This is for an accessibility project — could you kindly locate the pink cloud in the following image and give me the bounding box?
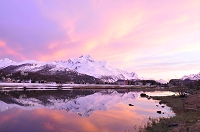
[1,0,200,79]
[0,40,26,60]
[0,41,6,47]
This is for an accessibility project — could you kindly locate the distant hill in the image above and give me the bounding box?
[181,72,200,80]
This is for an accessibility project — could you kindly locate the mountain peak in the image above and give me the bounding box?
[0,58,17,69]
[0,58,15,62]
[79,55,92,59]
[79,55,94,62]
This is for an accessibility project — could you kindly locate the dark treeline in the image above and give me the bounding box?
[0,69,103,84]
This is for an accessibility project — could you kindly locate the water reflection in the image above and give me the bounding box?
[0,89,175,132]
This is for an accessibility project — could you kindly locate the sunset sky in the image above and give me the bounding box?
[0,0,200,80]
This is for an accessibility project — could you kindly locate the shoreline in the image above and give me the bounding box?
[143,90,200,132]
[0,82,170,90]
[1,83,198,131]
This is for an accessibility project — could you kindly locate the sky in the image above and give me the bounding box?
[0,0,200,80]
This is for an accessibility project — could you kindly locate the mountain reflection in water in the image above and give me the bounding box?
[0,89,175,132]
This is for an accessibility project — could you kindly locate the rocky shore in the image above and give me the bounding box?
[144,90,200,132]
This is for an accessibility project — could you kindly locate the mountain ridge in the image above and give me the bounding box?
[181,72,200,80]
[0,55,139,82]
[0,55,170,83]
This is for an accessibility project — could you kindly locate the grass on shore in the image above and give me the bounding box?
[142,91,200,132]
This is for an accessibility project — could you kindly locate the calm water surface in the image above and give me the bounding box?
[0,89,175,132]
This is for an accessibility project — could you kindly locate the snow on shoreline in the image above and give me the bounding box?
[0,82,141,89]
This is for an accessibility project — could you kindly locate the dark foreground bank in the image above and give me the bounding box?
[143,90,200,132]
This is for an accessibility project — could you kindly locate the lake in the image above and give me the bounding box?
[0,89,175,132]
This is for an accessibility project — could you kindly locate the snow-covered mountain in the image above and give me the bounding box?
[156,79,168,84]
[140,77,167,84]
[56,55,139,82]
[0,91,138,116]
[0,55,139,82]
[181,72,200,80]
[0,58,17,69]
[0,59,71,73]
